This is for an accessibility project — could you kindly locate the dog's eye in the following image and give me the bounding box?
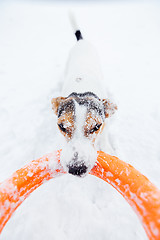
[89,123,102,134]
[58,123,67,133]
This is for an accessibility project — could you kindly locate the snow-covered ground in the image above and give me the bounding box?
[0,1,160,239]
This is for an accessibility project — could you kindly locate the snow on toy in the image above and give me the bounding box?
[0,151,160,239]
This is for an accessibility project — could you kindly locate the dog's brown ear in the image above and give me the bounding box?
[51,97,66,115]
[102,99,118,118]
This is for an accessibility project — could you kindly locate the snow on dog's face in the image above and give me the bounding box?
[51,92,117,177]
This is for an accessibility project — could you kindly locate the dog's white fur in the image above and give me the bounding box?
[53,15,116,176]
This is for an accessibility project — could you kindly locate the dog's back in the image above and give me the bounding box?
[62,15,105,98]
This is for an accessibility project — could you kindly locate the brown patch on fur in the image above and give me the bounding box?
[102,99,118,118]
[92,122,105,144]
[51,97,66,115]
[57,112,74,140]
[99,122,105,133]
[84,112,104,142]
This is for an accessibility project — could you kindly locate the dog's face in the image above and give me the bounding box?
[51,92,117,177]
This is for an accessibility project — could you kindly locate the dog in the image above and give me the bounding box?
[51,15,117,177]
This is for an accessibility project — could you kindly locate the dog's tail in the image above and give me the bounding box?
[69,11,83,41]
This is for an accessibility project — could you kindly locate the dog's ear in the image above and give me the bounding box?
[51,97,66,115]
[102,99,118,118]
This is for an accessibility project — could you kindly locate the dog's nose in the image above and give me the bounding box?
[68,163,87,176]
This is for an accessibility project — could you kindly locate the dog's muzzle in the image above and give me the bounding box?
[67,152,88,176]
[60,141,97,177]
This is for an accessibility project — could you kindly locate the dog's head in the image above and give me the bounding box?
[51,92,117,177]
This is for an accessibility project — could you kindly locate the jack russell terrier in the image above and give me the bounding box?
[51,15,117,177]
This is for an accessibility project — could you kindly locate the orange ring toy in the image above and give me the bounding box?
[0,150,65,234]
[91,152,160,240]
[0,151,160,239]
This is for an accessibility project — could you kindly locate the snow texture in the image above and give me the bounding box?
[0,1,160,239]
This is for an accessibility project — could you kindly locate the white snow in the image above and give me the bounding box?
[0,1,160,239]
